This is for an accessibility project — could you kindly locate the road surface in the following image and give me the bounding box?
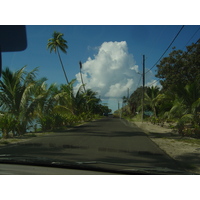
[0,117,184,174]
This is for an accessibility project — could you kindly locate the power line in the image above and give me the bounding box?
[182,26,200,49]
[145,25,185,75]
[147,37,200,88]
[133,26,199,93]
[147,79,160,87]
[136,74,142,88]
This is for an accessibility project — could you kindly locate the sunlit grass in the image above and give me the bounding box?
[177,138,200,145]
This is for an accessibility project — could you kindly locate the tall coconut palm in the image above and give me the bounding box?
[79,61,86,93]
[47,31,69,84]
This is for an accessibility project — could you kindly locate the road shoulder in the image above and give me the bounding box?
[133,121,200,174]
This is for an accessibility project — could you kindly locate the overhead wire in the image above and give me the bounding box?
[147,35,200,88]
[136,74,142,88]
[145,25,185,75]
[147,79,160,87]
[181,26,200,50]
[134,26,200,91]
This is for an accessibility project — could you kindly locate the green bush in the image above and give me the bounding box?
[38,115,54,131]
[0,114,16,138]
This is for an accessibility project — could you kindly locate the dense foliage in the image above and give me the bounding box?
[0,66,110,138]
[121,40,200,138]
[0,31,111,138]
[156,40,200,92]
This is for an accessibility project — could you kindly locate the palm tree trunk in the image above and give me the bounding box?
[79,61,89,112]
[2,129,8,139]
[79,61,86,93]
[57,48,69,84]
[153,106,157,118]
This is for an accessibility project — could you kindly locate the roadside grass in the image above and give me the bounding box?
[123,113,151,123]
[0,138,24,145]
[124,115,200,146]
[177,138,200,145]
[0,116,103,146]
[24,133,37,137]
[153,135,200,145]
[147,130,200,145]
[0,140,10,145]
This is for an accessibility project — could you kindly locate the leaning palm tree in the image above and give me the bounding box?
[84,89,100,113]
[58,79,85,115]
[47,31,69,84]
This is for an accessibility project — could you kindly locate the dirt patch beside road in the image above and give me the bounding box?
[134,121,200,174]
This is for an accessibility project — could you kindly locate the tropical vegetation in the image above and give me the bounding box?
[0,66,110,138]
[117,40,200,138]
[0,31,111,139]
[47,31,69,84]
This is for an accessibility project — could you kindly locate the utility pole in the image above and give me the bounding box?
[118,100,121,118]
[142,55,145,122]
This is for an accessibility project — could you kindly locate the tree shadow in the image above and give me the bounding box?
[172,151,200,172]
[147,131,180,139]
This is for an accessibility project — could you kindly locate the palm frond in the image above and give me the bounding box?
[47,31,68,54]
[53,105,74,115]
[192,98,200,113]
[180,114,194,123]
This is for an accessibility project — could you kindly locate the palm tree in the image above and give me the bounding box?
[84,89,100,113]
[167,81,200,126]
[0,113,16,138]
[79,61,86,93]
[35,83,64,131]
[144,86,160,117]
[122,96,128,105]
[35,83,58,116]
[55,82,100,116]
[47,31,69,84]
[0,66,46,135]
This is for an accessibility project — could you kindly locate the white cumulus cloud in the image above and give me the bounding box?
[75,41,156,111]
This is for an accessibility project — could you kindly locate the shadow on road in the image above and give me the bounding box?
[0,117,189,174]
[172,152,200,171]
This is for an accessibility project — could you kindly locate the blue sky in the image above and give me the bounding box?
[2,25,200,112]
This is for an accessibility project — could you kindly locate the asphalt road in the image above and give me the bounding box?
[0,117,183,174]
